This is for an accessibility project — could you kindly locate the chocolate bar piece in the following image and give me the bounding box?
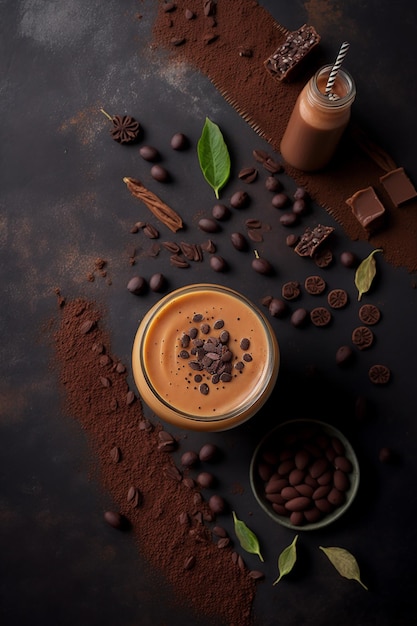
[264,24,321,83]
[346,186,386,233]
[294,224,334,257]
[379,167,417,207]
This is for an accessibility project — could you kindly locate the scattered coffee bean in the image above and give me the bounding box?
[282,281,300,300]
[213,525,228,538]
[336,345,354,366]
[280,212,298,227]
[252,256,273,275]
[104,511,125,530]
[149,272,166,292]
[368,364,391,385]
[208,494,226,514]
[181,450,199,468]
[110,446,121,463]
[212,203,231,220]
[294,187,309,201]
[127,275,147,295]
[304,275,326,295]
[265,176,281,192]
[263,157,283,174]
[170,254,190,268]
[79,319,96,335]
[185,8,196,19]
[230,190,249,209]
[198,217,220,233]
[327,288,348,309]
[143,223,160,239]
[170,132,189,150]
[238,167,258,183]
[291,308,309,328]
[210,255,227,272]
[183,555,196,571]
[139,145,160,162]
[272,192,289,209]
[359,304,381,325]
[379,446,395,463]
[292,198,309,216]
[197,472,216,488]
[286,233,299,247]
[199,443,219,462]
[340,250,358,268]
[352,326,374,350]
[150,164,170,182]
[230,232,248,251]
[252,148,269,163]
[268,297,288,318]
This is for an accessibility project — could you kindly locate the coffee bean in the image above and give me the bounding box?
[199,443,219,462]
[292,198,309,216]
[284,496,311,512]
[263,157,283,174]
[238,167,258,183]
[252,256,273,275]
[104,511,125,529]
[272,192,289,209]
[183,555,196,571]
[143,223,160,239]
[291,308,308,328]
[217,537,231,549]
[334,456,353,473]
[327,488,346,507]
[230,233,249,252]
[340,250,358,267]
[249,570,265,580]
[280,212,298,227]
[181,450,199,468]
[110,446,121,463]
[210,255,227,272]
[170,132,189,150]
[379,446,395,463]
[149,272,166,292]
[230,190,249,209]
[198,217,220,233]
[151,164,170,182]
[170,254,190,268]
[336,345,354,366]
[268,298,287,318]
[79,320,96,335]
[252,149,269,163]
[208,494,226,514]
[286,233,299,247]
[127,276,147,295]
[294,187,309,201]
[139,145,160,162]
[211,203,230,220]
[197,472,216,488]
[265,176,281,192]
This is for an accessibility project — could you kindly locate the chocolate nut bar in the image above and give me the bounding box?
[264,24,321,82]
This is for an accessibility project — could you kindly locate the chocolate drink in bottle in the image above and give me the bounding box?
[280,64,356,171]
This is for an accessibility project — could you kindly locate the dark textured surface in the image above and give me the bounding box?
[1,1,416,625]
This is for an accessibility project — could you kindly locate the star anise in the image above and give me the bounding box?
[110,114,140,144]
[100,109,140,144]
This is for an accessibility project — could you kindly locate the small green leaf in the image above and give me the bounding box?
[232,511,264,562]
[197,117,231,198]
[354,248,383,301]
[273,535,298,585]
[319,546,368,590]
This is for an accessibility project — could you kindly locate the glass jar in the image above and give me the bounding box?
[280,64,356,171]
[132,284,280,431]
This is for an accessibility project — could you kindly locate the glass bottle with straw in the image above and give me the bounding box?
[280,42,356,171]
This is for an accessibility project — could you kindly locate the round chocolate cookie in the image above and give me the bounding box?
[359,304,381,325]
[327,288,348,309]
[310,307,332,327]
[352,326,374,350]
[304,275,326,295]
[282,281,301,300]
[369,364,391,384]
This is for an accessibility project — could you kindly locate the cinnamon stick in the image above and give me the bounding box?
[123,177,184,232]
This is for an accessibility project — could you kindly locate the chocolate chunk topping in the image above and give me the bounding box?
[264,24,321,82]
[294,224,334,257]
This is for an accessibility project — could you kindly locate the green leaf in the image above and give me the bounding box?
[319,546,368,590]
[232,511,264,562]
[354,248,383,301]
[197,117,231,198]
[273,535,298,585]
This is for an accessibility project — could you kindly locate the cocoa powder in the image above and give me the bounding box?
[152,0,417,272]
[53,296,256,626]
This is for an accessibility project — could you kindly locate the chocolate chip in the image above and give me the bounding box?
[151,164,170,182]
[359,304,381,325]
[170,132,189,150]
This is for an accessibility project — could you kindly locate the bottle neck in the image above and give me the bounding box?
[307,65,356,112]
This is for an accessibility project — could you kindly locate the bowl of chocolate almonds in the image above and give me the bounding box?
[250,419,360,530]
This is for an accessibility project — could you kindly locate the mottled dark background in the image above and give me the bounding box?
[1,1,416,625]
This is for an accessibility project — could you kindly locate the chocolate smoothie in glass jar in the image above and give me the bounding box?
[280,65,356,171]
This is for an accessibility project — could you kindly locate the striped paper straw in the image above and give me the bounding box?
[325,41,350,97]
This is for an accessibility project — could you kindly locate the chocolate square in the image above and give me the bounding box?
[346,186,386,233]
[379,167,417,207]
